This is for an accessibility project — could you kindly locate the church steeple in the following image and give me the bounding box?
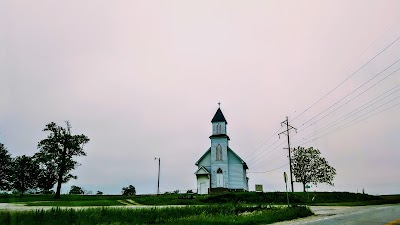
[211,106,229,138]
[211,107,227,124]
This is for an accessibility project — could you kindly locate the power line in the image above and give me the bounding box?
[293,82,400,143]
[293,84,400,145]
[248,163,289,173]
[250,148,288,171]
[297,58,400,129]
[248,140,286,166]
[244,126,283,160]
[294,100,400,147]
[249,131,300,170]
[297,66,400,133]
[291,35,400,123]
[246,137,284,164]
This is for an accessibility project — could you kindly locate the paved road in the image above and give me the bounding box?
[274,205,400,225]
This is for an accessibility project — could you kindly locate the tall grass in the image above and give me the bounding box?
[201,191,383,205]
[0,205,313,225]
[1,192,392,207]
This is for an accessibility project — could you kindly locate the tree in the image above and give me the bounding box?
[34,152,58,193]
[69,185,84,194]
[96,191,103,195]
[291,146,336,192]
[11,155,39,196]
[0,143,12,191]
[37,121,90,199]
[122,185,136,196]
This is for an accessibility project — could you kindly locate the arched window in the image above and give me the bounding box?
[217,168,223,173]
[216,123,221,134]
[216,144,222,161]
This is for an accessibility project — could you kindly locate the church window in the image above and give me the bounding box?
[216,144,222,161]
[217,168,223,173]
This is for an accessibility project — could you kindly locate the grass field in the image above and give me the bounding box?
[0,205,313,225]
[1,192,399,207]
[1,192,398,225]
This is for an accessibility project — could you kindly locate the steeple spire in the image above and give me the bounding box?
[211,107,227,124]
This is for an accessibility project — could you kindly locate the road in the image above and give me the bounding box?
[274,205,400,225]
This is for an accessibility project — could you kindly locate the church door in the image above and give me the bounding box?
[199,182,206,194]
[216,168,223,187]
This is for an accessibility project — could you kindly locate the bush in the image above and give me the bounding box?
[121,185,136,196]
[69,186,84,195]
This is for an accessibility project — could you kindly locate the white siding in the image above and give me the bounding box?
[210,137,229,188]
[228,150,245,189]
[198,150,211,167]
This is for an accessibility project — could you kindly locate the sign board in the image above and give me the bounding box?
[255,184,263,192]
[283,172,287,183]
[305,184,311,189]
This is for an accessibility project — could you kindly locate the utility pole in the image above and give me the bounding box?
[154,157,160,195]
[278,116,297,192]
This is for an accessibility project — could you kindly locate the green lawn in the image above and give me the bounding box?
[0,205,313,225]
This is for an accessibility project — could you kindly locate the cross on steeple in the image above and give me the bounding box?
[218,102,221,108]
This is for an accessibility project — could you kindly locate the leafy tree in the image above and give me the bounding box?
[0,143,12,191]
[37,121,90,199]
[122,185,136,196]
[69,185,84,194]
[34,153,58,193]
[96,191,103,195]
[11,155,40,196]
[292,146,336,192]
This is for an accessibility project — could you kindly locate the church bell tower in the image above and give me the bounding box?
[209,105,229,188]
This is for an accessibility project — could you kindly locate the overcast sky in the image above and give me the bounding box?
[1,1,400,195]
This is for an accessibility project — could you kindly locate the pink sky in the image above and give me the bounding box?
[1,0,400,194]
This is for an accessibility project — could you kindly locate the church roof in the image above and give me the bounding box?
[209,134,230,140]
[194,166,210,175]
[211,108,227,124]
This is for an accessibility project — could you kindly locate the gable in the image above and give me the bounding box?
[194,166,210,175]
[195,148,211,166]
[228,147,248,169]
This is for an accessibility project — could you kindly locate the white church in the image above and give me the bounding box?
[195,107,249,194]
